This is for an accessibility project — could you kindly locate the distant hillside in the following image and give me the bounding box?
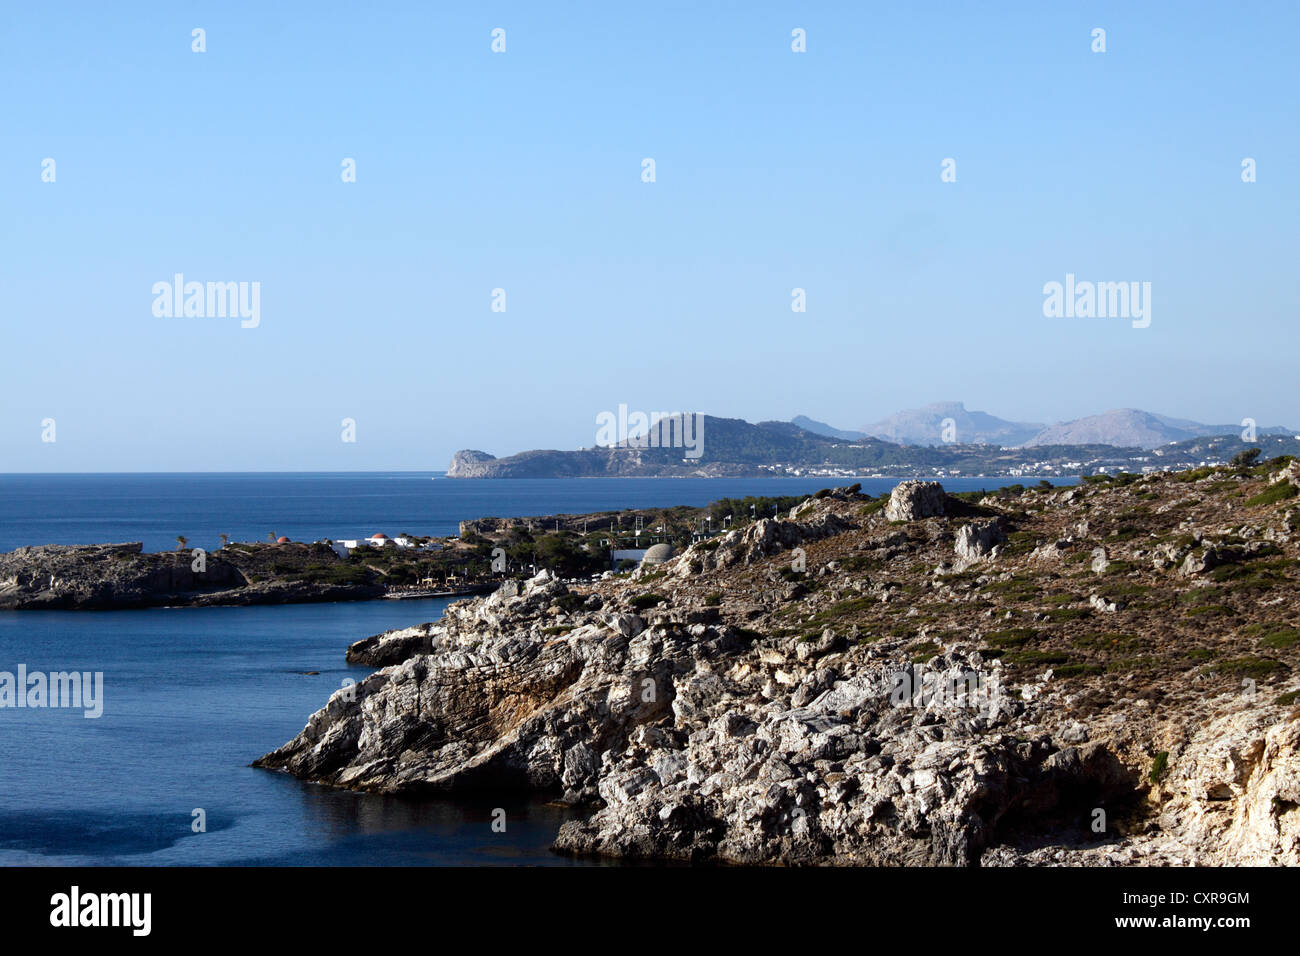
[1025,408,1295,449]
[860,401,1043,447]
[448,413,1300,479]
[795,402,1297,450]
[791,415,867,441]
[449,416,846,478]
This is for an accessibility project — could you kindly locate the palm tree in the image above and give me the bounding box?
[219,533,229,549]
[176,535,188,552]
[267,532,276,542]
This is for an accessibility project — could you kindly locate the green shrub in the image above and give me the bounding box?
[1053,663,1103,677]
[1245,482,1298,507]
[1210,656,1283,680]
[985,627,1038,647]
[1260,628,1299,650]
[1074,632,1146,652]
[909,641,939,662]
[1045,607,1091,622]
[553,593,587,613]
[1149,751,1170,784]
[1003,649,1071,666]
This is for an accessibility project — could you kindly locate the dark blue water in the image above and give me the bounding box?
[0,473,1051,554]
[0,599,611,865]
[0,473,1055,865]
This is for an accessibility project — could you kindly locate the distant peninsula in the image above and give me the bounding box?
[448,413,1300,479]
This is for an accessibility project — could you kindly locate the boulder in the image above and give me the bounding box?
[954,520,1004,566]
[1180,547,1220,577]
[1270,460,1300,488]
[884,481,946,522]
[1088,594,1123,614]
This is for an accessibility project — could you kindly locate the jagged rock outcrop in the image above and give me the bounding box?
[884,481,946,522]
[551,661,1089,865]
[1270,459,1300,488]
[258,571,671,795]
[954,520,1004,567]
[1179,546,1220,577]
[446,450,499,478]
[346,624,435,666]
[258,467,1300,866]
[984,696,1300,866]
[0,543,241,609]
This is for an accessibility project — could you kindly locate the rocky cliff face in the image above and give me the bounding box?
[257,464,1300,865]
[0,543,244,609]
[446,450,499,478]
[0,541,382,610]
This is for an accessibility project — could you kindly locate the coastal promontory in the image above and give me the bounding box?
[0,541,383,610]
[258,458,1300,865]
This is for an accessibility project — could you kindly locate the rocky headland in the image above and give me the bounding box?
[256,459,1300,865]
[446,414,1300,480]
[0,541,384,610]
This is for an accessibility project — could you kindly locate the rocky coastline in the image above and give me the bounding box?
[256,460,1300,865]
[0,541,384,610]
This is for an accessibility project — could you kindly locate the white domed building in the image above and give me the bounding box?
[641,543,674,567]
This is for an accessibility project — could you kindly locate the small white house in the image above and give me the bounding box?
[333,533,420,557]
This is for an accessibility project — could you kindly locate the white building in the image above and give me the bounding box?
[333,533,419,558]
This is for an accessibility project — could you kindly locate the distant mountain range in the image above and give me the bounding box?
[856,401,1043,447]
[793,402,1295,450]
[447,411,1300,479]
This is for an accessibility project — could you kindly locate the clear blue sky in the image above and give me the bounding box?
[2,1,1296,471]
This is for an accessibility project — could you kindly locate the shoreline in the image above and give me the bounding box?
[0,479,1052,612]
[258,462,1300,865]
[0,540,500,613]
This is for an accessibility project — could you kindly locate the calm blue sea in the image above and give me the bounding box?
[0,473,1053,554]
[0,473,1055,865]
